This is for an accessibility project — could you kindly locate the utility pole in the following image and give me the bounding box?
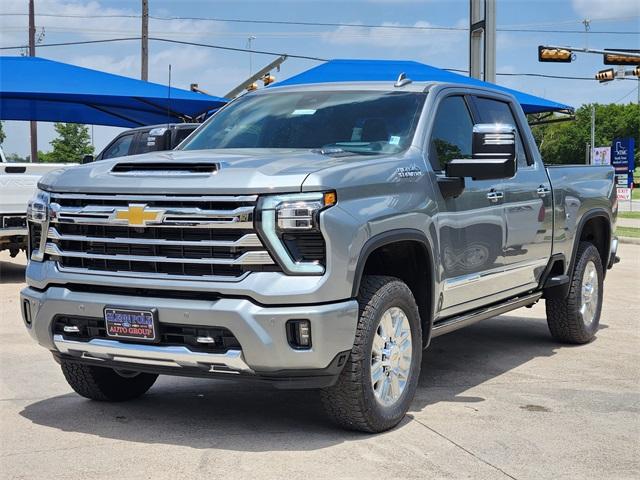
[141,0,148,81]
[28,0,38,163]
[590,104,595,165]
[469,0,496,82]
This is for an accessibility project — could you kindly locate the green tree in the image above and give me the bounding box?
[5,152,27,162]
[0,121,5,145]
[531,103,640,165]
[46,123,94,163]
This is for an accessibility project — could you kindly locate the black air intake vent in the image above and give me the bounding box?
[111,162,219,174]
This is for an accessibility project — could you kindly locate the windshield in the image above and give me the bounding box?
[181,91,426,155]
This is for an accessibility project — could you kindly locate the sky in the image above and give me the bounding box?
[1,0,639,158]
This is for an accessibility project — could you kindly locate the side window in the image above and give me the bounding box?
[429,96,474,171]
[172,128,196,148]
[101,134,134,160]
[135,131,163,155]
[473,97,530,167]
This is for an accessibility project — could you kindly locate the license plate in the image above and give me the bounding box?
[104,307,157,342]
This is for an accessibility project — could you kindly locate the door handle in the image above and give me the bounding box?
[486,191,504,203]
[536,186,551,197]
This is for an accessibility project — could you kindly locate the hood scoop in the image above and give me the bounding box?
[111,161,219,176]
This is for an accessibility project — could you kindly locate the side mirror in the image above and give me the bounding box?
[82,154,94,164]
[445,124,517,180]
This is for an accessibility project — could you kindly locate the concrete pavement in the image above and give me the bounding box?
[0,247,638,480]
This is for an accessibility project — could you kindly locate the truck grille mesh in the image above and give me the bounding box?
[44,193,279,281]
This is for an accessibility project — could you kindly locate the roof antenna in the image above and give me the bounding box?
[394,72,412,87]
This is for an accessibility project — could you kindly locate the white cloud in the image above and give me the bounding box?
[571,0,640,19]
[0,0,226,48]
[322,19,467,55]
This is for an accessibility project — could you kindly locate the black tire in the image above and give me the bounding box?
[320,275,422,433]
[546,241,604,344]
[60,360,158,402]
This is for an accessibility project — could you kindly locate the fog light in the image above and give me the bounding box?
[287,319,312,349]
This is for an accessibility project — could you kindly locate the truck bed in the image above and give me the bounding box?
[546,164,616,268]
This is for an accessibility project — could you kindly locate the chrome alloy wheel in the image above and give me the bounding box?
[371,307,412,407]
[580,260,599,326]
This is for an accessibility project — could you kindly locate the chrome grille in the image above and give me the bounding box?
[45,193,278,281]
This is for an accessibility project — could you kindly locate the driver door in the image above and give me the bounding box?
[428,95,509,316]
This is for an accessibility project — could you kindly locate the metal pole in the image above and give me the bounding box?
[224,55,288,99]
[28,0,38,163]
[141,0,148,81]
[586,142,590,164]
[469,0,483,80]
[485,0,496,83]
[247,36,256,76]
[590,105,595,165]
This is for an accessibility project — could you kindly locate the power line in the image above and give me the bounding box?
[149,37,327,61]
[0,37,141,50]
[612,85,640,103]
[0,36,636,82]
[1,12,639,35]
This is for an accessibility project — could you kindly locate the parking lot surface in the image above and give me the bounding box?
[1,245,638,480]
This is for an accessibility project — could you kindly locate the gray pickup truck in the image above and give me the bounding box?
[21,79,618,432]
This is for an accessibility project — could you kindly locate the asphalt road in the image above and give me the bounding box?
[1,246,638,480]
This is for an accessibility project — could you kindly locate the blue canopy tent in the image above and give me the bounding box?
[0,56,228,127]
[277,59,573,115]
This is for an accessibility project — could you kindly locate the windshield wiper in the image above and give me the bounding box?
[315,142,382,156]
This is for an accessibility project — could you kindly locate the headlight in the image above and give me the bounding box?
[26,189,50,261]
[27,189,50,223]
[257,191,336,275]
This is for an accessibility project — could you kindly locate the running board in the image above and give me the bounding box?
[431,292,542,338]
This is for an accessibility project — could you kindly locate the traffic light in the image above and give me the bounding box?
[538,46,572,63]
[603,49,640,66]
[632,66,640,77]
[262,73,276,86]
[595,68,615,83]
[246,82,258,92]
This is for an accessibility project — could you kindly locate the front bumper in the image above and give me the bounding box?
[21,286,358,388]
[0,227,27,237]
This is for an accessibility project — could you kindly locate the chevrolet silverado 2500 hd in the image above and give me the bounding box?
[21,80,618,432]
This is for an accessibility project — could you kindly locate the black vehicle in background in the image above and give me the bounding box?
[83,123,199,163]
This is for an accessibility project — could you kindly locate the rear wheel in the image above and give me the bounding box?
[546,242,603,344]
[320,275,422,432]
[61,360,158,401]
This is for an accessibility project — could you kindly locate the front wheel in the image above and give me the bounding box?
[546,241,604,344]
[320,275,422,432]
[61,360,158,402]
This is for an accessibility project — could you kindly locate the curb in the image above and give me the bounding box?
[619,236,640,245]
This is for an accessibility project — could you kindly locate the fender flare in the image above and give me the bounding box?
[351,228,436,347]
[567,208,612,278]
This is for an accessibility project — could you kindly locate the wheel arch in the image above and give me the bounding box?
[569,209,611,278]
[352,229,436,348]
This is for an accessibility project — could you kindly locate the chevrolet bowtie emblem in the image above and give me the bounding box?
[113,204,164,226]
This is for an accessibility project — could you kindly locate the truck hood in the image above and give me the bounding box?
[38,149,363,195]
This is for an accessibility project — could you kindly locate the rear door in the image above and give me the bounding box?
[470,96,553,290]
[429,94,509,314]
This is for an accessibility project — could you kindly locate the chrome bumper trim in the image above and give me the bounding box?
[53,335,253,374]
[54,263,250,282]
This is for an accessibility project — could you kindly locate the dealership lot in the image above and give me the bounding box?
[0,246,638,480]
